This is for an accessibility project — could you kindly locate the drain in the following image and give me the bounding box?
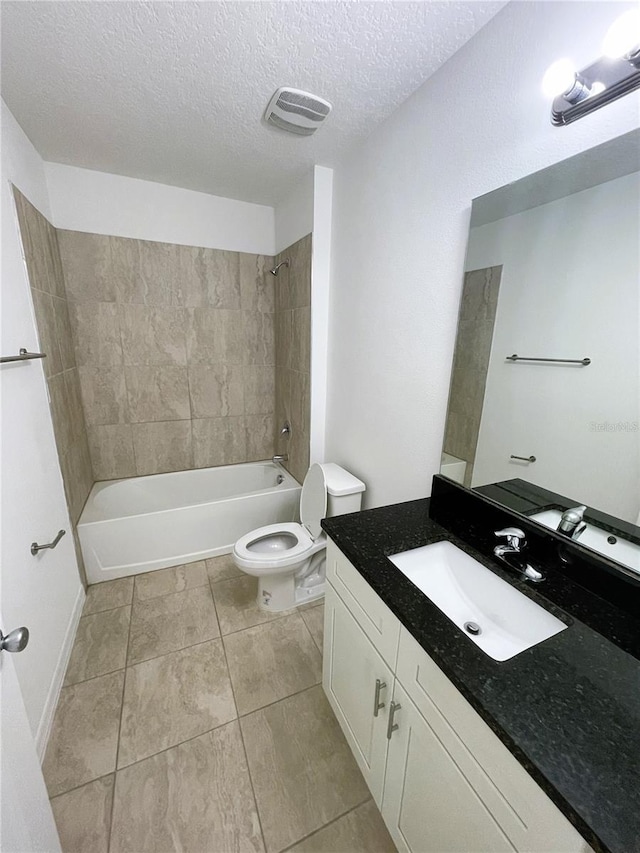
[464,621,481,636]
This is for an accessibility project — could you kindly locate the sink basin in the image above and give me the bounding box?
[529,509,640,574]
[388,541,567,661]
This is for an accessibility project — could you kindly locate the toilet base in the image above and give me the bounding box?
[256,553,326,612]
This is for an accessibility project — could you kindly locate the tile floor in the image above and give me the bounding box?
[44,555,396,853]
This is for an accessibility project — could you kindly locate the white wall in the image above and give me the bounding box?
[325,0,640,509]
[45,162,276,255]
[468,172,640,523]
[1,100,84,752]
[274,170,314,255]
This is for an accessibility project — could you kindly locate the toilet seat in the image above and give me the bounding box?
[233,522,325,572]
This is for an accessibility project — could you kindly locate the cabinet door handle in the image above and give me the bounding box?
[373,678,386,717]
[386,701,401,739]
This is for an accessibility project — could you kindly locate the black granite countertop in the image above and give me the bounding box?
[321,496,640,853]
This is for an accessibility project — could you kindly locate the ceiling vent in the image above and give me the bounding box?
[264,87,332,136]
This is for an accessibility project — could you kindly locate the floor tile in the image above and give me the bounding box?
[118,639,236,767]
[212,575,293,635]
[298,598,324,612]
[43,671,124,797]
[287,800,396,852]
[301,604,324,653]
[224,614,322,715]
[241,685,370,852]
[83,577,134,615]
[134,560,208,601]
[128,585,220,665]
[50,775,114,853]
[111,721,264,853]
[206,552,243,584]
[64,606,130,685]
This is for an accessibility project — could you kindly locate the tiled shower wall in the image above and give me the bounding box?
[56,232,278,478]
[13,189,93,583]
[274,234,312,484]
[443,265,502,487]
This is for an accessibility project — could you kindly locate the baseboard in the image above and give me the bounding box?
[35,583,85,761]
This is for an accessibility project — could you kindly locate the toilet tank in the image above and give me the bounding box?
[322,464,366,517]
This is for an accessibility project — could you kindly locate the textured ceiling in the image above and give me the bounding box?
[1,1,505,205]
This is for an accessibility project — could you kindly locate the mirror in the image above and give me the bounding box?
[441,129,640,576]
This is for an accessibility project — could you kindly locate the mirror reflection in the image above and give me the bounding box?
[441,130,640,575]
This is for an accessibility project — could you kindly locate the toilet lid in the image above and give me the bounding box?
[300,463,327,540]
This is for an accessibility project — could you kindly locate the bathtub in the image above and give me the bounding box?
[78,462,301,584]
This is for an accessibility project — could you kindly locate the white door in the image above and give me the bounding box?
[381,682,513,853]
[0,652,61,852]
[323,584,393,803]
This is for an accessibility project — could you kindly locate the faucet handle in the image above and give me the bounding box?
[495,527,526,550]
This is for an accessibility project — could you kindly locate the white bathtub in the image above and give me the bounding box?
[78,462,301,584]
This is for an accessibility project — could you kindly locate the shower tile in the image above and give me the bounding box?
[274,254,292,312]
[240,253,275,313]
[42,670,124,797]
[131,420,193,475]
[125,365,190,422]
[185,307,244,365]
[291,307,311,373]
[287,800,395,853]
[111,237,178,306]
[188,363,245,418]
[459,265,502,322]
[64,368,88,443]
[224,614,322,715]
[288,234,312,309]
[206,554,243,584]
[301,603,325,653]
[289,370,310,438]
[245,414,275,462]
[61,436,94,522]
[119,304,187,366]
[69,302,123,368]
[57,230,117,302]
[134,560,208,601]
[83,577,134,615]
[192,416,246,467]
[46,220,67,299]
[32,288,62,376]
[52,296,76,370]
[78,366,129,425]
[244,364,275,415]
[14,190,55,294]
[64,606,131,686]
[117,639,236,767]
[50,775,114,853]
[88,423,136,480]
[243,310,275,365]
[211,576,292,635]
[128,585,220,664]
[275,309,293,369]
[240,685,369,853]
[48,372,73,454]
[110,722,263,853]
[177,246,241,308]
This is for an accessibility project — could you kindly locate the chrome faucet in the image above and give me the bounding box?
[556,506,587,540]
[493,527,544,583]
[272,454,288,463]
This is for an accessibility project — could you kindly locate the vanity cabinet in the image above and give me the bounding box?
[323,540,591,853]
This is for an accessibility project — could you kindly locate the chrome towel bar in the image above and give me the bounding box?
[31,529,66,556]
[1,348,47,364]
[506,354,590,366]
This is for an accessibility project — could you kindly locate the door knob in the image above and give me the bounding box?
[0,627,29,653]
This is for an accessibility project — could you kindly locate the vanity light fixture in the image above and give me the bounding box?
[543,10,640,126]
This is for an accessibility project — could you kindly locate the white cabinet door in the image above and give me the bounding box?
[323,583,393,804]
[382,681,514,853]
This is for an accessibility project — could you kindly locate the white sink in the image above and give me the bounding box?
[530,509,640,575]
[388,541,567,661]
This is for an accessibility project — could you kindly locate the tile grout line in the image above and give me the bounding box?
[210,581,268,853]
[108,583,135,853]
[299,605,324,657]
[279,797,375,853]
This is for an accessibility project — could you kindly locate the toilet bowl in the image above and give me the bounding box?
[233,463,365,612]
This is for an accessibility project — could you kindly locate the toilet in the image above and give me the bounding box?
[232,463,365,612]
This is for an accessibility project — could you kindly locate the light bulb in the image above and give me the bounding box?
[603,10,640,59]
[542,59,577,99]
